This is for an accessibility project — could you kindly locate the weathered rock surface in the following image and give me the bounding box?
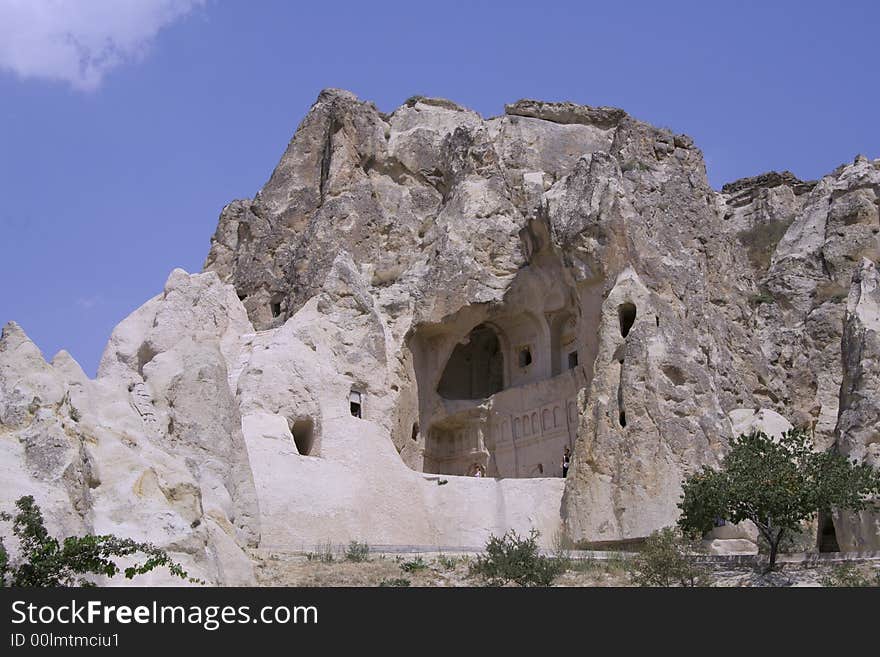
[835,259,880,550]
[2,90,878,583]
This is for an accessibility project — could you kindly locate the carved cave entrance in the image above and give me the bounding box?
[437,324,504,400]
[416,310,587,479]
[817,512,840,553]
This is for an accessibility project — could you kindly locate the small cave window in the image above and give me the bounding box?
[518,346,533,368]
[270,301,282,318]
[290,418,315,456]
[619,410,627,428]
[411,422,419,441]
[567,351,579,369]
[237,292,247,302]
[618,302,637,338]
[349,390,363,418]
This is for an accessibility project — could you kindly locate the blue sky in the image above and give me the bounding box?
[1,0,878,375]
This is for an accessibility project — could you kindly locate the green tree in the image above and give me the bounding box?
[678,429,880,572]
[0,495,198,587]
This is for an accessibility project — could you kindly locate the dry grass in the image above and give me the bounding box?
[254,552,477,587]
[251,550,878,587]
[252,551,630,587]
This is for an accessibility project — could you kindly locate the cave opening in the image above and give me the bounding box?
[618,302,637,338]
[817,511,840,552]
[290,418,315,456]
[350,390,363,418]
[437,324,504,400]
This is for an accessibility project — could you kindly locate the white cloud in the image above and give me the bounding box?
[0,0,205,91]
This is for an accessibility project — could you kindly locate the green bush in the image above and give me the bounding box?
[400,556,427,573]
[468,529,565,587]
[0,496,197,587]
[434,554,459,571]
[379,578,411,587]
[627,527,712,587]
[344,541,370,562]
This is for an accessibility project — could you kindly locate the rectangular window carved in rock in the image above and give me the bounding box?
[349,390,362,418]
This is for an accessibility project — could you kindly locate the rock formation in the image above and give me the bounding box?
[835,259,880,550]
[2,89,878,583]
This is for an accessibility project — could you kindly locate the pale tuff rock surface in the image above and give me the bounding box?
[2,90,879,583]
[0,270,260,585]
[835,259,880,550]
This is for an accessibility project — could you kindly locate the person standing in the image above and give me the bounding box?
[562,447,571,478]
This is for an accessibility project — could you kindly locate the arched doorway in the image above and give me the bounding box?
[817,511,840,553]
[437,324,505,400]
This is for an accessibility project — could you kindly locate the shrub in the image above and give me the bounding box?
[400,557,427,573]
[345,541,370,562]
[0,496,197,587]
[468,529,565,587]
[435,554,458,571]
[379,578,411,587]
[627,527,711,587]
